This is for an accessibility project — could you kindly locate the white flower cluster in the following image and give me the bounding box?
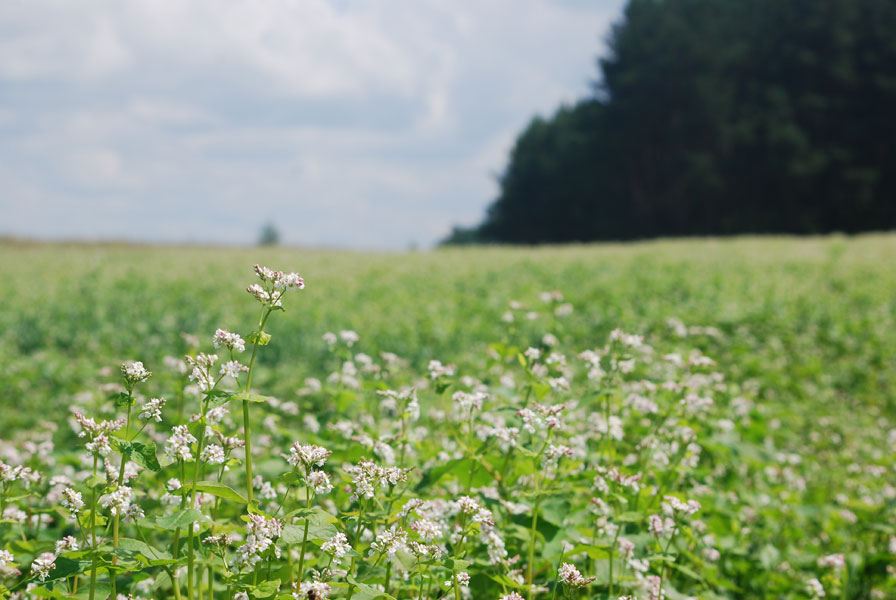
[0,550,14,568]
[165,425,197,462]
[305,470,333,494]
[55,536,79,554]
[61,487,84,516]
[247,264,304,307]
[200,444,226,465]
[213,329,246,352]
[73,412,126,458]
[345,458,409,500]
[219,360,248,379]
[100,486,135,516]
[542,444,574,470]
[293,581,331,600]
[558,562,595,587]
[644,574,664,600]
[0,461,38,487]
[121,361,152,386]
[231,514,283,570]
[186,353,218,391]
[427,360,455,379]
[662,495,701,518]
[320,532,351,564]
[444,571,470,588]
[139,397,166,423]
[452,390,488,413]
[30,552,56,581]
[371,525,408,557]
[287,443,332,469]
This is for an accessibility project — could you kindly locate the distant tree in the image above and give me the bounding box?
[446,0,896,244]
[258,222,281,246]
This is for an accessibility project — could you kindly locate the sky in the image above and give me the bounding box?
[0,0,626,249]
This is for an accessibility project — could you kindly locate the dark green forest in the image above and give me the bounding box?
[446,0,896,244]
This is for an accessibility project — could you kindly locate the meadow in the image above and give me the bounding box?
[0,235,893,599]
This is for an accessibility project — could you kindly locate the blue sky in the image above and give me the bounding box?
[0,0,625,248]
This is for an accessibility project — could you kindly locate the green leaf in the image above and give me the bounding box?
[117,537,173,563]
[233,391,272,404]
[415,458,491,491]
[156,508,204,530]
[131,441,161,472]
[114,392,135,408]
[615,511,643,523]
[347,576,396,600]
[190,481,248,504]
[206,390,237,409]
[442,558,471,571]
[84,475,106,490]
[111,438,133,457]
[246,331,272,346]
[250,578,281,598]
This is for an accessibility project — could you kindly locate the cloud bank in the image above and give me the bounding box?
[0,0,623,248]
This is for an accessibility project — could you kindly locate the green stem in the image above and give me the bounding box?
[296,483,312,582]
[243,308,272,506]
[608,524,622,597]
[526,496,542,600]
[88,456,98,600]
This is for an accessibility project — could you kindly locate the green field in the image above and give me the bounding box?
[0,235,894,599]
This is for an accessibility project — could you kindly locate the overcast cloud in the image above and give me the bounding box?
[0,0,624,248]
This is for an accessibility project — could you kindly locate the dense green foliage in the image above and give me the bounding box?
[0,236,895,599]
[449,0,896,243]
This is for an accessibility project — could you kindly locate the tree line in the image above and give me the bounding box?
[445,0,896,244]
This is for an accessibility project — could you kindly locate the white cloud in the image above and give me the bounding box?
[0,0,625,247]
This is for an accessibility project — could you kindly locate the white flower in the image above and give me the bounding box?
[427,360,455,379]
[371,525,407,556]
[213,329,246,352]
[121,361,152,385]
[321,532,351,564]
[287,443,332,469]
[339,330,360,346]
[139,397,167,422]
[817,553,845,570]
[0,550,14,568]
[293,581,330,599]
[165,425,197,462]
[444,572,470,588]
[85,434,112,457]
[645,575,664,600]
[100,486,135,516]
[220,360,248,378]
[247,265,304,307]
[807,578,825,599]
[61,487,84,516]
[55,536,80,554]
[558,563,594,587]
[305,470,333,495]
[411,518,442,542]
[31,552,56,581]
[201,444,226,465]
[662,495,701,517]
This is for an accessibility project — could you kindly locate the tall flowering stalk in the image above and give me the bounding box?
[242,265,304,504]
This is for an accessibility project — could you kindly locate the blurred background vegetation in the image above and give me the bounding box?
[445,0,896,244]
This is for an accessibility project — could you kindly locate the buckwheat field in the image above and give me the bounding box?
[0,236,894,600]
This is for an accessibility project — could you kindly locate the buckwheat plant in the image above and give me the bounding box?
[2,274,879,600]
